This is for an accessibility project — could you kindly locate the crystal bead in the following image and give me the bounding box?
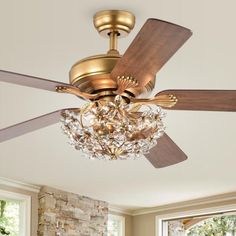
[60,99,166,160]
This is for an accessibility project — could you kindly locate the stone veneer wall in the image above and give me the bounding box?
[38,186,108,236]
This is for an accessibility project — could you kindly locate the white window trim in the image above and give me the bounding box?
[0,189,31,236]
[0,177,40,193]
[108,214,126,236]
[155,203,236,236]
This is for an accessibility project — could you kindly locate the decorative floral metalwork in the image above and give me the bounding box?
[61,95,165,160]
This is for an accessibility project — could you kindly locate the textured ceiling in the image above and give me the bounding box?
[0,0,236,210]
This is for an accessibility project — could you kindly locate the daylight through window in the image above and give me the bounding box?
[108,214,125,236]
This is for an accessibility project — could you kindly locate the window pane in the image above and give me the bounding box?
[187,215,236,236]
[165,214,236,236]
[108,215,125,236]
[0,199,20,236]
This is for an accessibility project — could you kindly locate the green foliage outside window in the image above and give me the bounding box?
[187,215,236,236]
[0,200,20,236]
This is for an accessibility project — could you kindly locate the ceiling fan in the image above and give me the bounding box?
[1,10,236,168]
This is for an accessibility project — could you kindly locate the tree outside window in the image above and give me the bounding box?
[168,214,236,236]
[0,200,20,236]
[187,215,236,236]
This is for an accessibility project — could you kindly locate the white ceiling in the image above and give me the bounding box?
[0,0,236,210]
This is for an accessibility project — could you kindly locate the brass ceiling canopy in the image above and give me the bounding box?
[93,10,135,37]
[69,10,154,99]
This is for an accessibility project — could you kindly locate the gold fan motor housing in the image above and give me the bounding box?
[70,53,120,93]
[69,10,155,98]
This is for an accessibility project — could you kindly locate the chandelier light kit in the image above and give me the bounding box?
[1,10,236,168]
[61,95,166,160]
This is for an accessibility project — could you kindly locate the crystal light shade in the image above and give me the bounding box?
[61,96,165,160]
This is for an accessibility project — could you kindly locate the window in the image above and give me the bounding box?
[156,202,236,236]
[186,215,236,236]
[108,214,125,236]
[0,199,20,235]
[164,213,236,236]
[0,190,31,236]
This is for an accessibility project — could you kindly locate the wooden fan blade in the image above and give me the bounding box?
[145,133,187,168]
[0,70,73,92]
[157,90,236,112]
[0,109,75,142]
[111,19,192,87]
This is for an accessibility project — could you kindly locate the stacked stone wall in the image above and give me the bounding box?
[38,186,108,236]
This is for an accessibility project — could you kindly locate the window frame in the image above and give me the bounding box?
[0,189,31,236]
[108,214,126,236]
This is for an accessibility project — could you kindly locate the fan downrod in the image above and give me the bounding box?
[94,10,135,53]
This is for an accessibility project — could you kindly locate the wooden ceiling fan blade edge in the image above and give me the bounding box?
[0,70,73,92]
[157,89,236,112]
[111,19,192,88]
[0,108,76,142]
[145,133,188,168]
